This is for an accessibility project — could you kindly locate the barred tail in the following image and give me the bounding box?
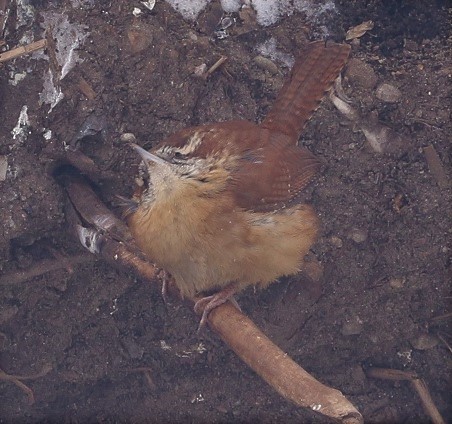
[260,41,351,142]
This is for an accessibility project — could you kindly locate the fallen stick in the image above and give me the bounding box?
[367,367,445,424]
[0,39,46,63]
[61,173,363,423]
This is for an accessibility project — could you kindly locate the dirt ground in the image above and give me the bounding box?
[0,0,451,422]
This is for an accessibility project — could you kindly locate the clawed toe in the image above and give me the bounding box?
[194,283,240,333]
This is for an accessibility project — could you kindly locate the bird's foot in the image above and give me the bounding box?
[194,283,241,333]
[158,269,175,305]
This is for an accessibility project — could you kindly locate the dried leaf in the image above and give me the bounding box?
[346,20,374,40]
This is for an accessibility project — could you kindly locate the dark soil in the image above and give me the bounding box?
[0,1,451,422]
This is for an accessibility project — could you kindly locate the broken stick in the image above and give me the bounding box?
[0,39,46,63]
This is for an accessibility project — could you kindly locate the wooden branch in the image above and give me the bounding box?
[61,173,363,423]
[208,302,362,423]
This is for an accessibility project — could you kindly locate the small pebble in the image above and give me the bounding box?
[347,227,368,243]
[404,40,419,51]
[120,133,137,142]
[253,55,279,75]
[193,63,207,77]
[330,236,343,248]
[389,277,405,289]
[350,365,367,389]
[341,316,364,336]
[376,83,402,103]
[0,305,19,325]
[411,333,438,351]
[122,337,144,359]
[345,58,378,89]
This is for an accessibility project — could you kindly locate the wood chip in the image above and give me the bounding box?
[423,145,450,189]
[78,77,96,100]
[0,155,7,181]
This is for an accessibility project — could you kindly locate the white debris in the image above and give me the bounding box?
[16,0,35,28]
[294,0,336,19]
[43,13,88,79]
[11,105,30,143]
[9,71,28,86]
[252,0,292,26]
[163,0,337,31]
[43,129,52,141]
[132,7,143,16]
[40,68,64,113]
[39,12,89,111]
[160,340,172,350]
[257,37,294,68]
[190,393,205,404]
[220,0,241,13]
[165,0,210,21]
[70,0,96,7]
[141,0,156,11]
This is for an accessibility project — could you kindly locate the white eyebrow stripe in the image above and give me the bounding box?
[174,131,203,155]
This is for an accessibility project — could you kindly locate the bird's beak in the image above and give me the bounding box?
[131,143,168,165]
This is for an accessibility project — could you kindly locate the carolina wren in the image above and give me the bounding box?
[126,41,351,327]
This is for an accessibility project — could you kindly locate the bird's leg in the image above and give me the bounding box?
[194,282,241,332]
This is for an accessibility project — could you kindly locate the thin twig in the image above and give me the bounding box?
[0,254,96,285]
[203,55,228,79]
[367,367,445,424]
[436,333,452,354]
[0,364,52,405]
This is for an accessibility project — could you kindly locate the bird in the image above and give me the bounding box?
[125,40,351,329]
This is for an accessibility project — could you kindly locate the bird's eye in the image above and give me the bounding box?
[172,151,186,162]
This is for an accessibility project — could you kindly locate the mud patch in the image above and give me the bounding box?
[0,1,450,422]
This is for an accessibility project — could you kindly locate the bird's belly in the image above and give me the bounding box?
[130,203,318,299]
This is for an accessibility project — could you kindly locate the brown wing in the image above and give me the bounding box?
[229,129,322,212]
[153,122,321,213]
[261,41,351,142]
